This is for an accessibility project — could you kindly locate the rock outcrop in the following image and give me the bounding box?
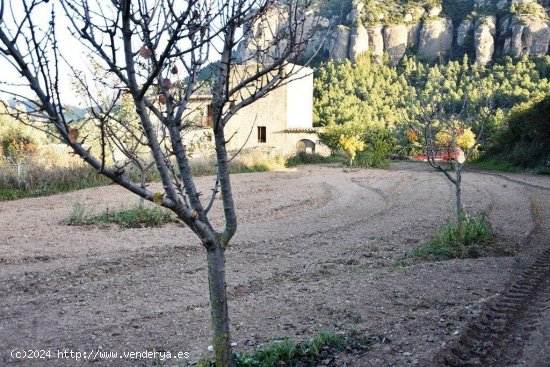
[407,23,422,48]
[237,0,550,66]
[475,16,497,65]
[457,19,474,47]
[329,25,351,61]
[349,25,369,59]
[503,15,550,57]
[368,26,385,61]
[418,18,454,60]
[384,24,409,64]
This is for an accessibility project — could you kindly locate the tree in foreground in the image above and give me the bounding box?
[0,0,322,365]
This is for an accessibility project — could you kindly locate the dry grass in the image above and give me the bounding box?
[0,148,294,201]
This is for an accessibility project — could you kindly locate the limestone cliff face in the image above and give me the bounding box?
[349,25,369,59]
[501,15,550,57]
[367,26,385,61]
[475,16,497,65]
[237,0,550,65]
[329,25,351,61]
[418,18,454,60]
[384,24,409,64]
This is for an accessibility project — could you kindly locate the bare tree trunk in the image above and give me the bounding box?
[0,3,318,367]
[455,166,464,237]
[139,168,146,207]
[206,242,234,367]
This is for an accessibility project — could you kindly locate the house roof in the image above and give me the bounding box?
[284,127,321,133]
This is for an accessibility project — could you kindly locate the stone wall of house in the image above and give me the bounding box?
[224,79,289,153]
[184,65,327,156]
[286,67,314,129]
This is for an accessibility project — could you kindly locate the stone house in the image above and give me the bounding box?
[185,64,329,156]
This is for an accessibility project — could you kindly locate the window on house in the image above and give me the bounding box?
[257,126,266,143]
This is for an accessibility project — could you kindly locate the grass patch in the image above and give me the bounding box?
[198,331,347,367]
[410,214,493,260]
[65,203,176,228]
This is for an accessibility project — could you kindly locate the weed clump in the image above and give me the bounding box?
[198,331,347,367]
[410,214,493,259]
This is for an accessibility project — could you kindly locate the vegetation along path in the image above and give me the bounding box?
[0,163,548,366]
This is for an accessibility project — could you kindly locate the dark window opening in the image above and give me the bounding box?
[257,126,266,143]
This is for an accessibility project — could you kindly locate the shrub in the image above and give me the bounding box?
[435,126,476,152]
[339,135,365,166]
[410,214,493,259]
[0,127,38,163]
[319,123,364,155]
[285,152,343,167]
[355,128,398,169]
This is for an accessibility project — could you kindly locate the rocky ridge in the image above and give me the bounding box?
[237,0,550,66]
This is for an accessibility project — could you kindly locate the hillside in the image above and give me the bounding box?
[237,0,550,65]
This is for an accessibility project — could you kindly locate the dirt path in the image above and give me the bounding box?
[0,163,548,366]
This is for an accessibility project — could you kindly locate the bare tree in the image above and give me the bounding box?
[0,0,323,365]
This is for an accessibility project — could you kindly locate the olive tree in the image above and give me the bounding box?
[0,0,323,365]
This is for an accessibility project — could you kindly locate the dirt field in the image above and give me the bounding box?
[1,162,549,366]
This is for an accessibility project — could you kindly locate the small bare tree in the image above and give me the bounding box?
[418,102,493,234]
[0,1,324,365]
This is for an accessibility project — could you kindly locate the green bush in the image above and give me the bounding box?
[410,214,493,259]
[285,152,343,167]
[355,128,398,169]
[318,123,364,155]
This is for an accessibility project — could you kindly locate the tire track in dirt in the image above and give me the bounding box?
[225,169,493,307]
[433,247,550,366]
[232,174,408,250]
[430,174,549,366]
[0,172,403,328]
[472,170,550,192]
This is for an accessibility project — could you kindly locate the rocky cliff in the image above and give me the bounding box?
[237,0,550,66]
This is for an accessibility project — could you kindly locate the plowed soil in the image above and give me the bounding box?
[1,163,549,366]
